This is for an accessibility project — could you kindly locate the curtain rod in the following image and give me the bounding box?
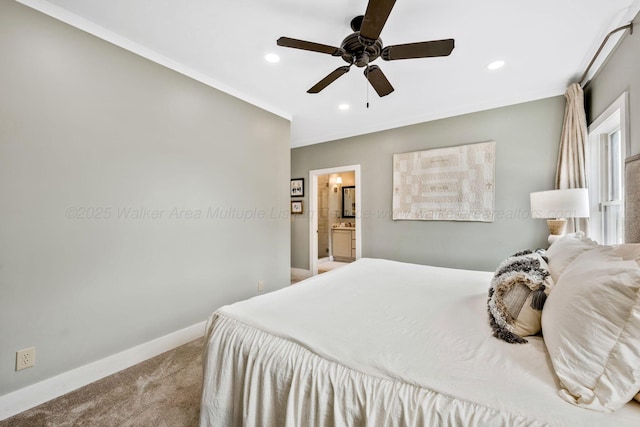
[579,23,633,86]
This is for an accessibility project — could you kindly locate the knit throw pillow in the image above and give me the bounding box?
[488,250,553,344]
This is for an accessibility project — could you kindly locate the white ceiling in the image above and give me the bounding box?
[18,0,640,147]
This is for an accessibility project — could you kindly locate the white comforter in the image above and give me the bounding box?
[200,258,640,426]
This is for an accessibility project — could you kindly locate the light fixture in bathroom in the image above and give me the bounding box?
[334,176,343,193]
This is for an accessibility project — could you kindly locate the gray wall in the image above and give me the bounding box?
[585,13,640,156]
[0,2,290,395]
[292,96,565,272]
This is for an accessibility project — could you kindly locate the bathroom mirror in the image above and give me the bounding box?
[342,186,356,218]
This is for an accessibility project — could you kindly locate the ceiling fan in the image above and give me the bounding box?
[276,0,455,98]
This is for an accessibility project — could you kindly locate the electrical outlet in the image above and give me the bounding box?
[257,280,264,293]
[16,347,35,371]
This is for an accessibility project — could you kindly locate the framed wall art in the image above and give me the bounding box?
[290,178,304,197]
[291,200,303,214]
[392,141,495,222]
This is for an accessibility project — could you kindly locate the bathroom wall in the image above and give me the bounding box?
[318,175,330,258]
[330,172,356,229]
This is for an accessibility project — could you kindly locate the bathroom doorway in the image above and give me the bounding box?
[317,171,356,265]
[308,165,361,276]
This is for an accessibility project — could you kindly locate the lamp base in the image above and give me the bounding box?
[547,218,567,245]
[547,219,567,235]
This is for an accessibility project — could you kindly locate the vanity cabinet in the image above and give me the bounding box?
[332,228,355,261]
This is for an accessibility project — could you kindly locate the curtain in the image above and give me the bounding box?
[555,82,589,234]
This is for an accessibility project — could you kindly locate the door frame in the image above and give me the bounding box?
[309,165,361,275]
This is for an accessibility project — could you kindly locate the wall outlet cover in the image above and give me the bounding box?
[16,347,35,371]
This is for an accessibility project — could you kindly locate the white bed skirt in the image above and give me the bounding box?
[201,314,541,427]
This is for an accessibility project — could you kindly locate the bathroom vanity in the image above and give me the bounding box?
[331,227,355,261]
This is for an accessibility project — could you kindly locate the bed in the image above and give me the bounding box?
[200,254,640,426]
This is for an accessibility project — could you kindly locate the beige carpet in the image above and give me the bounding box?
[291,268,312,284]
[1,338,203,427]
[318,261,349,274]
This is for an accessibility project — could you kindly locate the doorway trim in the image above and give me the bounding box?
[309,165,362,275]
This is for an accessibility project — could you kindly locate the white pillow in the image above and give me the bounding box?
[541,245,640,412]
[612,244,640,404]
[617,244,640,403]
[611,243,640,262]
[544,232,597,282]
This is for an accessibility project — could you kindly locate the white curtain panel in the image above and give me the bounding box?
[555,83,589,234]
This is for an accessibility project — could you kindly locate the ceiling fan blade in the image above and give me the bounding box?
[277,37,343,56]
[307,66,351,94]
[381,39,455,61]
[359,0,397,43]
[364,65,394,97]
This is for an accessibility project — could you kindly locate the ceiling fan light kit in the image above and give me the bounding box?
[276,0,455,98]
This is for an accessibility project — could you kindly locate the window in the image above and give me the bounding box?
[587,92,628,244]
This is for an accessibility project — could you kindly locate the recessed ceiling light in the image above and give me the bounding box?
[487,60,505,70]
[265,53,280,63]
[338,104,350,111]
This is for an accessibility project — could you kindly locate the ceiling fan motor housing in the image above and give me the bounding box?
[341,32,383,67]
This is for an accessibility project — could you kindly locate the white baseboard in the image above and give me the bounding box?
[0,320,207,421]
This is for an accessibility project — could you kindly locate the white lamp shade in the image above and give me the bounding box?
[336,177,342,185]
[530,188,590,219]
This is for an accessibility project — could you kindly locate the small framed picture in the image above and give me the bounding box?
[290,178,304,197]
[291,200,303,214]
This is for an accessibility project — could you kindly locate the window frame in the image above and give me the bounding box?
[586,92,629,244]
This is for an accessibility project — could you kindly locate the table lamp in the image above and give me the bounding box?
[530,188,590,244]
